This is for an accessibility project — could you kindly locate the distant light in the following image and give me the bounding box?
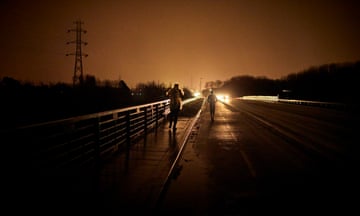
[193,91,201,97]
[241,95,278,102]
[216,94,229,102]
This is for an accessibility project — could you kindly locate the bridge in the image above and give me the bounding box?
[2,97,357,215]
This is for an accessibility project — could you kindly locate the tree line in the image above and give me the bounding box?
[1,60,358,128]
[207,61,359,105]
[0,75,193,128]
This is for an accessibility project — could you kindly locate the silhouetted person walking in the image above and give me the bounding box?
[207,89,217,121]
[166,83,184,131]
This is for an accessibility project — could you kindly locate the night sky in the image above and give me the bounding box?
[1,0,359,88]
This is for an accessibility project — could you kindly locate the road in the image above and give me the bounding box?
[157,98,358,215]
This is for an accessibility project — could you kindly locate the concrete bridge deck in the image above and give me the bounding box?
[6,98,357,216]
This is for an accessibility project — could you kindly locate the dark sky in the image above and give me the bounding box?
[1,0,359,89]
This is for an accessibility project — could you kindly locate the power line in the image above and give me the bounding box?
[66,20,88,86]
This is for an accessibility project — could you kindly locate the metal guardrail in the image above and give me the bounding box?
[4,99,171,174]
[277,98,348,109]
[239,96,349,109]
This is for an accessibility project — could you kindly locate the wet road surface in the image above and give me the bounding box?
[157,99,358,215]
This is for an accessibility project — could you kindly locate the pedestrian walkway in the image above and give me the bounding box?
[19,115,196,216]
[8,98,204,216]
[96,115,195,214]
[94,98,204,214]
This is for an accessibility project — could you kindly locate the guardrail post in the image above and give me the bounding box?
[144,106,148,135]
[155,104,159,128]
[95,116,101,167]
[126,110,131,150]
[125,110,131,173]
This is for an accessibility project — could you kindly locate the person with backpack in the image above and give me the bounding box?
[166,83,184,131]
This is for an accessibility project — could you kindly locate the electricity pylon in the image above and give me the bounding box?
[66,20,88,86]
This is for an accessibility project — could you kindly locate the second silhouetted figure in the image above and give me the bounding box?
[207,89,217,121]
